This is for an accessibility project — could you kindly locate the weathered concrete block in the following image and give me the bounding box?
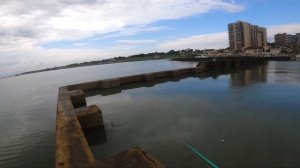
[192,67,204,74]
[169,70,180,77]
[98,78,120,89]
[120,75,143,85]
[74,105,103,130]
[65,90,86,108]
[154,71,170,79]
[143,73,154,81]
[178,68,192,75]
[90,147,165,168]
[68,82,98,92]
[197,62,205,68]
[110,79,121,88]
[56,90,94,168]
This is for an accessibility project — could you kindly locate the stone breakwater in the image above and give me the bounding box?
[55,57,271,168]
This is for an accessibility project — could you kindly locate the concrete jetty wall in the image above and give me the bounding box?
[67,67,204,92]
[56,87,165,168]
[56,67,206,168]
[55,58,268,168]
[196,57,267,71]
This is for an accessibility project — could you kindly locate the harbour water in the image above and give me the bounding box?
[1,60,300,167]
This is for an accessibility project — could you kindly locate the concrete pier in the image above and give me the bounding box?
[56,67,206,168]
[74,105,103,130]
[194,57,268,72]
[55,60,267,168]
[56,85,165,168]
[172,55,296,62]
[66,67,202,92]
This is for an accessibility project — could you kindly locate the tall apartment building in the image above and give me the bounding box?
[297,33,300,48]
[274,33,286,46]
[275,33,300,49]
[228,21,267,51]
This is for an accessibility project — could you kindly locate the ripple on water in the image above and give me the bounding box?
[0,113,53,167]
[0,137,25,167]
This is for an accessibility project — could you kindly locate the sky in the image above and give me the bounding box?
[1,0,300,77]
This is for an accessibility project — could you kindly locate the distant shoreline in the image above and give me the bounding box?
[15,50,183,77]
[5,49,299,78]
[17,58,161,76]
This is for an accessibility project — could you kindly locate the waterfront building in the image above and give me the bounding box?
[228,21,267,52]
[297,33,300,48]
[274,33,286,46]
[275,33,300,49]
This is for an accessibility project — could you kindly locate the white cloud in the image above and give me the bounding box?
[158,23,300,51]
[2,22,300,77]
[267,23,300,42]
[72,42,89,46]
[117,39,158,45]
[267,23,300,36]
[0,0,244,45]
[0,0,245,76]
[158,32,228,51]
[0,45,151,76]
[94,26,170,40]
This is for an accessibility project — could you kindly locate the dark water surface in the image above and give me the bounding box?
[86,61,300,168]
[0,60,196,168]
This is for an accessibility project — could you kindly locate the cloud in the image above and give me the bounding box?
[116,39,158,45]
[267,23,300,42]
[72,42,89,47]
[94,26,170,40]
[0,0,244,76]
[0,45,151,76]
[158,32,228,51]
[0,0,244,45]
[158,23,300,51]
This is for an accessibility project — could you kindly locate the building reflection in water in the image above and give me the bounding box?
[230,62,268,86]
[269,61,300,85]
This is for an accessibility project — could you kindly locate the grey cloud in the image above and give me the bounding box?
[1,0,106,15]
[0,26,40,38]
[14,27,39,38]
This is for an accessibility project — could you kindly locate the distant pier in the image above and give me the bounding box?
[172,55,296,62]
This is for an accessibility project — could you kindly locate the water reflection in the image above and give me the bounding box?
[268,61,300,85]
[85,61,300,167]
[85,128,107,147]
[230,63,268,86]
[85,74,192,97]
[85,62,271,97]
[0,60,197,168]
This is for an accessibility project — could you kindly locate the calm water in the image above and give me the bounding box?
[0,60,299,167]
[86,61,300,168]
[0,60,196,168]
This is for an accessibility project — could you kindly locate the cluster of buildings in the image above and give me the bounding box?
[167,21,298,58]
[228,20,299,54]
[275,33,300,49]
